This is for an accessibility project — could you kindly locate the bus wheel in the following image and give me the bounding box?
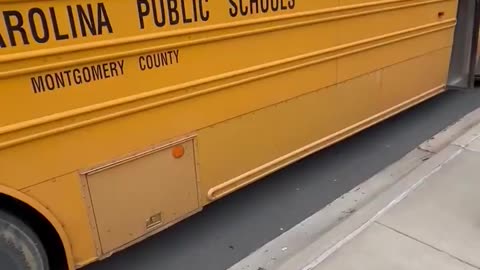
[0,209,49,270]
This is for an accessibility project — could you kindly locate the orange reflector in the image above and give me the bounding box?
[172,145,185,159]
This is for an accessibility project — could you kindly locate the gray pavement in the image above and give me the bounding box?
[315,223,477,270]
[84,88,480,270]
[309,122,480,270]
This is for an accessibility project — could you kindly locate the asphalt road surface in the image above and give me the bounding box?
[84,88,480,270]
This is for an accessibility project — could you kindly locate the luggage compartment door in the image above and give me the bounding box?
[85,138,199,253]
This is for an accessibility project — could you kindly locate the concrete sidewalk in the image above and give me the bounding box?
[229,108,480,270]
[307,124,480,270]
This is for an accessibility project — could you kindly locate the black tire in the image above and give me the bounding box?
[0,209,49,270]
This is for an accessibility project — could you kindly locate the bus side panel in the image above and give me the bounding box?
[338,29,455,82]
[197,47,451,202]
[22,173,98,267]
[381,47,452,110]
[197,30,454,203]
[197,71,383,202]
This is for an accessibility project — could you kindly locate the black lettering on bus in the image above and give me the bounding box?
[1,4,115,49]
[28,8,49,44]
[261,0,269,13]
[64,70,73,86]
[229,0,293,17]
[45,74,55,90]
[30,60,126,94]
[138,51,178,71]
[102,63,111,78]
[97,3,113,34]
[31,76,45,93]
[117,60,124,74]
[167,0,179,25]
[153,53,161,67]
[146,55,153,69]
[3,10,29,46]
[152,0,167,27]
[67,6,78,38]
[200,0,209,21]
[55,72,66,88]
[173,49,179,63]
[136,0,208,29]
[0,34,6,48]
[250,0,259,14]
[73,69,82,84]
[192,0,199,21]
[239,0,248,16]
[180,0,192,24]
[229,0,238,17]
[271,0,279,11]
[49,8,69,40]
[288,0,295,9]
[137,0,150,29]
[110,62,119,76]
[91,64,103,80]
[139,56,146,70]
[82,67,92,82]
[77,4,97,36]
[161,52,168,65]
[168,51,175,63]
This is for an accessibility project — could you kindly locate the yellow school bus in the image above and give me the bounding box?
[0,0,473,269]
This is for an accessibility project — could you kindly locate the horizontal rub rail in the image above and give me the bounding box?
[0,20,456,149]
[0,0,450,69]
